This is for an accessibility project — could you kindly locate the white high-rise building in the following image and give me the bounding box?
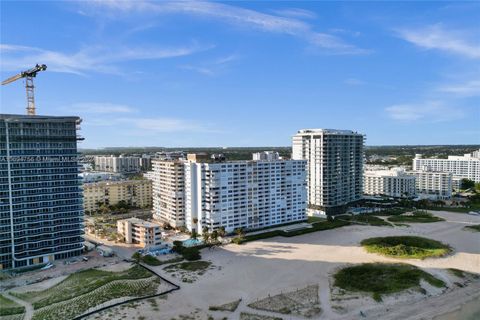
[151,154,307,233]
[292,129,364,215]
[151,160,185,228]
[412,150,480,183]
[363,168,416,198]
[184,157,307,233]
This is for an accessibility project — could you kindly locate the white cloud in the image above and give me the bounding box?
[272,8,317,20]
[85,0,366,54]
[385,101,464,122]
[0,43,211,75]
[344,78,366,86]
[69,102,137,114]
[438,80,480,97]
[397,24,480,59]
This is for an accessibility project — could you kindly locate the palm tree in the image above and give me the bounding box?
[211,230,218,243]
[202,227,210,244]
[191,229,198,240]
[217,226,226,238]
[235,228,245,239]
[131,252,142,264]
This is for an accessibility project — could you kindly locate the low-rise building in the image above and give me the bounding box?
[117,218,163,247]
[83,179,152,213]
[407,170,453,200]
[363,169,416,198]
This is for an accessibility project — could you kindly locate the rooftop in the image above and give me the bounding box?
[295,128,363,135]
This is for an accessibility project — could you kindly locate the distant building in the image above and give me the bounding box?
[252,151,280,161]
[363,169,416,198]
[140,155,152,171]
[1,114,84,270]
[151,153,308,233]
[292,129,364,215]
[94,155,141,173]
[117,218,162,248]
[151,160,185,228]
[413,150,480,183]
[79,171,122,183]
[83,179,152,213]
[407,170,453,200]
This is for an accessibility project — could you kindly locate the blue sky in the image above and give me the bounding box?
[1,1,479,148]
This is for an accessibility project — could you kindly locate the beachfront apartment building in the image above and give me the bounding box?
[0,114,84,270]
[83,179,152,213]
[412,150,480,183]
[94,155,141,173]
[184,157,307,234]
[363,169,416,198]
[151,154,308,233]
[151,159,186,228]
[292,129,365,215]
[117,217,162,247]
[406,170,453,200]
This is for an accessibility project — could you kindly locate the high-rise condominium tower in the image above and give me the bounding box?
[1,114,84,270]
[292,129,364,215]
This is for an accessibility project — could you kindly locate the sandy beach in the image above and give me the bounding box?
[80,210,480,320]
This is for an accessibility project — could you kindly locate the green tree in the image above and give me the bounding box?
[202,227,210,244]
[132,252,142,264]
[211,230,218,243]
[191,229,198,240]
[217,226,226,238]
[460,179,475,190]
[235,228,245,239]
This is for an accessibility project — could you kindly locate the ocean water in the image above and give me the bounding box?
[434,297,480,320]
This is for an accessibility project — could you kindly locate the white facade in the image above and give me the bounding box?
[407,170,453,200]
[412,150,480,183]
[117,218,162,248]
[252,151,280,161]
[151,160,185,228]
[184,159,307,233]
[292,129,364,215]
[94,155,141,173]
[363,169,416,198]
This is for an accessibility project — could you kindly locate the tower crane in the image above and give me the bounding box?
[2,64,47,116]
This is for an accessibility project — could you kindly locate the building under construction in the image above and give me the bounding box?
[0,114,84,270]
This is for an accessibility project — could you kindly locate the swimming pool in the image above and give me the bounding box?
[182,238,203,247]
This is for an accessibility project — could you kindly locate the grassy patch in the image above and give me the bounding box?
[31,278,161,320]
[0,295,25,316]
[448,268,466,278]
[366,208,410,216]
[333,263,445,302]
[463,224,480,232]
[209,299,242,312]
[387,211,445,223]
[235,219,350,244]
[341,215,393,227]
[164,261,211,272]
[240,312,282,320]
[13,265,152,309]
[361,236,451,259]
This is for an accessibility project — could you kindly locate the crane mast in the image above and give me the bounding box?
[2,64,47,115]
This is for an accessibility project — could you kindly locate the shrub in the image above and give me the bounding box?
[361,236,451,259]
[333,263,445,301]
